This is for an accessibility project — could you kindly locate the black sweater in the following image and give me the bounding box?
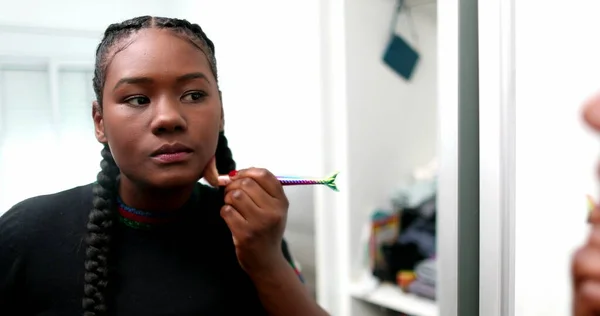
[0,183,299,316]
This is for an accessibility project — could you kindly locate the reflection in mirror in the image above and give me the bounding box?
[0,1,441,316]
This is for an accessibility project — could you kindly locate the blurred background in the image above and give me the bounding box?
[1,0,599,316]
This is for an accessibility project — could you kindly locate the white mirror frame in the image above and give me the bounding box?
[436,0,459,314]
[478,0,516,315]
[438,0,516,315]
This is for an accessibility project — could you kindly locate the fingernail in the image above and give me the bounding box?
[229,170,238,177]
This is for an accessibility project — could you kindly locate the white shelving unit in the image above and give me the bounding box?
[349,275,438,316]
[314,0,439,315]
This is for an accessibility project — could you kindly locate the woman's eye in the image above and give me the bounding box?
[182,91,206,102]
[125,96,150,106]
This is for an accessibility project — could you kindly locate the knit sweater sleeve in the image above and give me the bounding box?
[281,238,304,283]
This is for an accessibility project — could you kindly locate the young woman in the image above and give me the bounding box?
[573,92,600,315]
[0,16,328,316]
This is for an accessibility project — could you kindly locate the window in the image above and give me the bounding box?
[0,58,98,212]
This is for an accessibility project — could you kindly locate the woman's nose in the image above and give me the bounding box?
[150,99,188,135]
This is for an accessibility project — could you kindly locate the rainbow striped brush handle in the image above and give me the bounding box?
[276,171,340,192]
[218,171,340,192]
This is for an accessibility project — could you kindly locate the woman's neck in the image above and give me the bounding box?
[118,176,196,212]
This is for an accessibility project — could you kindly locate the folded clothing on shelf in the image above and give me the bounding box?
[414,258,436,286]
[398,217,436,259]
[402,258,436,300]
[407,279,436,300]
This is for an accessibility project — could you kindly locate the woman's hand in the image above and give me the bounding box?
[572,207,600,315]
[220,167,290,275]
[573,93,600,315]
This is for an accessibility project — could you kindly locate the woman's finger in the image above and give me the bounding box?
[590,208,600,225]
[232,168,284,198]
[573,246,600,287]
[224,188,262,221]
[575,280,600,315]
[226,176,276,207]
[218,174,232,186]
[576,92,600,316]
[220,205,247,235]
[586,226,600,248]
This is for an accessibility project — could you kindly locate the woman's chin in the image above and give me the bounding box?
[148,172,202,189]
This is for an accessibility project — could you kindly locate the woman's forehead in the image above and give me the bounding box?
[103,28,213,84]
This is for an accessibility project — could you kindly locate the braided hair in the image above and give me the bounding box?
[83,16,235,315]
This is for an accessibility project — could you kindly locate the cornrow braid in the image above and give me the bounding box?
[83,16,236,315]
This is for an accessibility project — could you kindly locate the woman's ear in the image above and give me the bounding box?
[92,101,107,143]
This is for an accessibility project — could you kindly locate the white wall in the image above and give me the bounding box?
[515,1,600,315]
[0,0,177,211]
[0,0,172,32]
[169,0,322,176]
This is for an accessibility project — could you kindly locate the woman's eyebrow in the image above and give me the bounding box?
[113,72,211,91]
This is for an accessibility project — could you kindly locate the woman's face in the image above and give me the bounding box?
[93,28,222,188]
[583,94,600,177]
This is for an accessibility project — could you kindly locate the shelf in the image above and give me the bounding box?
[404,0,437,7]
[349,279,438,316]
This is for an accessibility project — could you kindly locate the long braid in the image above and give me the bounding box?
[83,146,119,315]
[83,16,236,315]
